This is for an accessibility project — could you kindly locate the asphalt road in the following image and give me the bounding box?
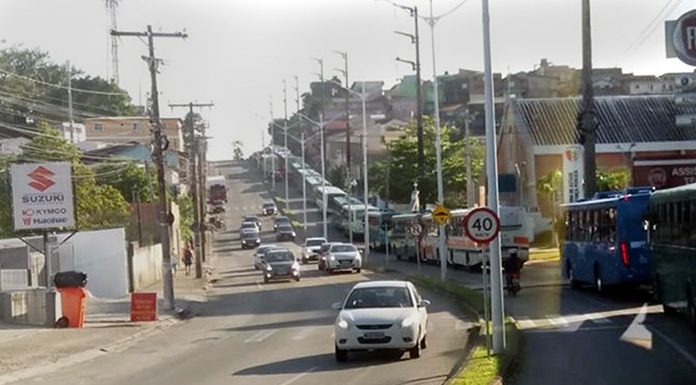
[265,160,696,385]
[15,161,471,385]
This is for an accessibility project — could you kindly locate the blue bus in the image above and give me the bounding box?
[561,188,653,293]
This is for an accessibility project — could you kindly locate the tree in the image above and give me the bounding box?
[368,116,484,207]
[175,193,193,243]
[597,168,630,191]
[94,161,157,203]
[233,140,244,160]
[0,123,130,237]
[536,170,563,247]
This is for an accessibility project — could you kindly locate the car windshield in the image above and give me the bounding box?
[266,251,294,262]
[242,232,258,239]
[344,287,412,309]
[306,239,325,247]
[244,216,259,222]
[279,225,293,232]
[241,222,255,229]
[262,203,274,208]
[275,217,289,223]
[332,245,356,253]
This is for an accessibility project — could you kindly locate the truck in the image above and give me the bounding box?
[206,176,227,204]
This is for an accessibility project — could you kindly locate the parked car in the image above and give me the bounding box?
[276,224,296,241]
[318,242,342,271]
[333,280,430,362]
[261,249,300,283]
[325,243,362,273]
[261,202,278,216]
[240,231,261,249]
[255,244,279,270]
[273,216,291,231]
[243,215,261,231]
[302,237,328,264]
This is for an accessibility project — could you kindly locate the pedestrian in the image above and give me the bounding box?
[183,244,193,276]
[171,248,179,275]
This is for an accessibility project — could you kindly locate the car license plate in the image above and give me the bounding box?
[364,332,384,339]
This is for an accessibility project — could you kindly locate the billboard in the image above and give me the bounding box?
[10,162,75,231]
[666,10,696,65]
[633,159,696,189]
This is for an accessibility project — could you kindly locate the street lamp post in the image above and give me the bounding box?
[269,96,276,191]
[283,80,290,212]
[294,75,306,230]
[312,57,328,239]
[333,50,351,180]
[360,81,370,262]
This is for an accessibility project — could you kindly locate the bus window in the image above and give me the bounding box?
[591,210,600,242]
[608,208,616,244]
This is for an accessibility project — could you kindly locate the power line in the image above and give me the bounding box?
[620,0,684,63]
[0,68,129,96]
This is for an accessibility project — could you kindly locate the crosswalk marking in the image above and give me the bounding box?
[516,317,537,330]
[585,312,611,324]
[517,312,615,331]
[546,315,569,328]
[291,328,314,341]
[244,329,277,343]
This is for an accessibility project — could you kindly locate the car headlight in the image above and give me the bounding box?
[337,318,349,329]
[292,262,300,270]
[291,232,296,237]
[266,265,273,271]
[329,255,336,261]
[401,315,418,328]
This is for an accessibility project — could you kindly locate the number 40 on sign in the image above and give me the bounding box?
[464,207,501,245]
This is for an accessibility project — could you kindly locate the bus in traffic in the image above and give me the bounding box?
[313,185,344,213]
[368,210,397,252]
[561,188,653,293]
[390,213,420,261]
[646,183,696,322]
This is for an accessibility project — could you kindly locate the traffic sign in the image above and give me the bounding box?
[432,204,451,226]
[464,207,500,245]
[408,223,423,237]
[667,10,696,66]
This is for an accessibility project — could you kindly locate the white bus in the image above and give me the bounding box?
[313,185,345,213]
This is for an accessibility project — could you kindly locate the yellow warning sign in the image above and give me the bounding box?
[432,204,450,225]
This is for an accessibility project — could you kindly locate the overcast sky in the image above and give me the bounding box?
[0,0,693,160]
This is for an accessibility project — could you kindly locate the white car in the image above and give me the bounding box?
[333,281,430,362]
[254,244,278,270]
[325,243,362,273]
[302,237,327,263]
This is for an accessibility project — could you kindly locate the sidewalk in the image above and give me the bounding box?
[0,273,210,384]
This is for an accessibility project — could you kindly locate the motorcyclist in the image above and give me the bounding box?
[503,252,522,289]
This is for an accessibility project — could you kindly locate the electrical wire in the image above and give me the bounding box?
[620,0,685,63]
[0,68,129,96]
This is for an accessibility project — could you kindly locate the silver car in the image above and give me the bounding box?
[261,249,301,283]
[325,243,362,274]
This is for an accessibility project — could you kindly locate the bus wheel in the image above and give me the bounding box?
[687,288,696,326]
[594,266,604,294]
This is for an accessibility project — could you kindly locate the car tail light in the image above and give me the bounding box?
[513,236,529,246]
[620,241,630,267]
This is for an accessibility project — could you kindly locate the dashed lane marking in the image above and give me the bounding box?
[243,329,277,343]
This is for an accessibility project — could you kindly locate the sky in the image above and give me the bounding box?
[0,0,694,160]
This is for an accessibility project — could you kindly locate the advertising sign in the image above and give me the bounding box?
[562,145,585,203]
[10,162,75,231]
[632,159,696,189]
[666,10,696,66]
[130,292,158,322]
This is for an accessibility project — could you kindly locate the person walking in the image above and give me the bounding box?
[183,244,194,276]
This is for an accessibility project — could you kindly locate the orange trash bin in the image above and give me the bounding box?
[57,287,87,328]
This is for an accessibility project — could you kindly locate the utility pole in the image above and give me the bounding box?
[168,101,214,279]
[283,80,290,212]
[66,61,74,143]
[481,0,505,354]
[580,0,597,197]
[393,5,423,203]
[294,76,307,231]
[465,109,474,208]
[112,25,187,311]
[312,57,328,238]
[333,50,350,179]
[197,135,208,263]
[269,96,276,191]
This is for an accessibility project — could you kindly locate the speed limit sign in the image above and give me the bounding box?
[464,207,500,244]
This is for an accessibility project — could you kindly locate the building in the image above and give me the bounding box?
[498,95,696,227]
[83,117,184,152]
[0,137,30,155]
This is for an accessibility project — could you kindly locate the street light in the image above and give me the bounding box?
[333,50,351,179]
[285,130,317,231]
[283,80,290,212]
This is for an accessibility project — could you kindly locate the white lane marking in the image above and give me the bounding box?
[620,303,652,349]
[652,327,696,370]
[585,312,611,324]
[243,329,277,343]
[277,366,318,385]
[516,317,537,330]
[291,328,314,341]
[546,315,569,328]
[524,325,625,334]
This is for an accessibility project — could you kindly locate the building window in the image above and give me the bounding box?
[95,123,103,132]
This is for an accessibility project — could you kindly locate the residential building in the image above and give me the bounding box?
[83,117,184,152]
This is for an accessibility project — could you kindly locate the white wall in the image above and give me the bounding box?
[56,228,128,298]
[131,243,162,291]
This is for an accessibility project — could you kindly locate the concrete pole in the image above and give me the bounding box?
[481,0,506,353]
[428,0,447,282]
[361,81,369,262]
[301,133,307,230]
[465,110,474,208]
[283,80,290,211]
[320,112,327,239]
[269,97,276,191]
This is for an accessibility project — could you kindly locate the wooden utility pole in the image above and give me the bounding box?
[580,0,597,197]
[111,25,187,310]
[168,101,214,279]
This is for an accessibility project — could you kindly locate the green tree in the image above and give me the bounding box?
[368,116,484,207]
[94,161,157,203]
[597,168,630,191]
[175,193,193,243]
[536,170,563,247]
[0,123,130,236]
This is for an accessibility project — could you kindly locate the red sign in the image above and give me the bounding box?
[464,207,501,245]
[27,166,55,192]
[633,161,696,189]
[130,292,158,322]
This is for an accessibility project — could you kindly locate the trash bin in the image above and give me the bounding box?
[55,287,87,328]
[53,271,88,288]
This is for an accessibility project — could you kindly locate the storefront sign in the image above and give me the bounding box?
[633,159,696,189]
[130,292,158,322]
